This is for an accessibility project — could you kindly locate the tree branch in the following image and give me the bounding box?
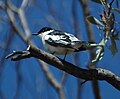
[0,1,65,98]
[6,45,120,91]
[37,60,65,99]
[79,0,101,99]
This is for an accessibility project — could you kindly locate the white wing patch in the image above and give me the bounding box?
[65,33,80,42]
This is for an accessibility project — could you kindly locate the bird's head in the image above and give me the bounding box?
[32,27,53,36]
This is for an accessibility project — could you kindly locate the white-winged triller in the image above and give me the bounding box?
[32,27,98,60]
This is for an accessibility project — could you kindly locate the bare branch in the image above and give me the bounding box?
[6,45,120,91]
[7,0,31,40]
[72,1,83,98]
[0,1,6,9]
[6,7,27,44]
[79,0,101,99]
[0,1,65,98]
[20,0,29,9]
[38,60,65,99]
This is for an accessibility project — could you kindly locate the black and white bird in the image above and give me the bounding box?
[33,27,98,59]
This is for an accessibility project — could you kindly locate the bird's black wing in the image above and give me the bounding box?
[45,37,75,48]
[44,30,79,49]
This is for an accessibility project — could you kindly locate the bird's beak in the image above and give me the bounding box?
[32,33,39,36]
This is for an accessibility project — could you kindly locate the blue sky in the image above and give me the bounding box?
[0,0,120,99]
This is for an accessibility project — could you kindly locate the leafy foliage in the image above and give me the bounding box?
[108,39,118,56]
[92,45,104,63]
[87,0,120,63]
[108,33,120,56]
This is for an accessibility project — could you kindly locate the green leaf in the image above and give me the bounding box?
[108,38,118,56]
[87,16,104,26]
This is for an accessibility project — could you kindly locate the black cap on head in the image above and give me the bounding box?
[38,27,53,34]
[32,27,53,35]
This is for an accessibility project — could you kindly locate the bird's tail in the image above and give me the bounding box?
[74,41,98,52]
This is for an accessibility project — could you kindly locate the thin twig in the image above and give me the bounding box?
[0,1,65,99]
[79,1,101,99]
[72,1,83,99]
[38,60,65,99]
[7,0,31,41]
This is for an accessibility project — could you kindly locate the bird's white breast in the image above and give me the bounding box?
[41,35,74,55]
[43,42,74,55]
